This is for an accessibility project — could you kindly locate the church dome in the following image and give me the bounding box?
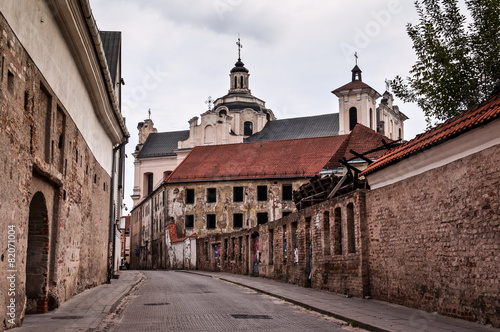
[231,59,249,73]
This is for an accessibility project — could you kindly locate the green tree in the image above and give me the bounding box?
[392,0,500,124]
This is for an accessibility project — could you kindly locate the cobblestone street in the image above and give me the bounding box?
[101,271,364,332]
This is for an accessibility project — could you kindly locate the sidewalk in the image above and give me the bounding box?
[181,270,499,332]
[13,271,143,332]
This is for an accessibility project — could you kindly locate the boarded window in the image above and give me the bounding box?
[185,215,194,228]
[323,211,331,256]
[282,184,293,201]
[257,186,267,201]
[347,203,355,253]
[233,213,243,228]
[257,212,268,225]
[207,214,216,229]
[233,186,244,202]
[186,189,195,204]
[334,207,342,255]
[207,188,216,203]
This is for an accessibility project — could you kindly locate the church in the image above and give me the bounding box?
[131,41,408,208]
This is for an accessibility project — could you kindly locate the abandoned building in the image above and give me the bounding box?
[0,1,128,329]
[196,92,500,328]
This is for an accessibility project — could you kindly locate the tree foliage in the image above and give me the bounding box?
[392,0,500,124]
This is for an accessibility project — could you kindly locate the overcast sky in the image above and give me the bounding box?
[90,0,432,212]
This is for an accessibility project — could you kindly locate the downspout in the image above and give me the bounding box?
[107,137,128,282]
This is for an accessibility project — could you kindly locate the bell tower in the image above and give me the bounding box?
[332,59,381,135]
[229,37,250,93]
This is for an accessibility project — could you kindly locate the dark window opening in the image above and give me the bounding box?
[334,207,342,255]
[347,203,355,253]
[257,186,267,201]
[147,173,154,195]
[369,108,373,129]
[186,189,195,204]
[224,239,228,260]
[269,229,274,265]
[244,121,253,136]
[349,107,357,131]
[233,187,244,202]
[207,214,216,229]
[240,76,244,88]
[7,70,14,93]
[399,128,402,140]
[257,212,268,225]
[207,188,216,203]
[233,213,243,228]
[323,211,331,256]
[282,185,293,201]
[219,110,227,117]
[234,76,238,89]
[282,211,292,217]
[185,215,194,228]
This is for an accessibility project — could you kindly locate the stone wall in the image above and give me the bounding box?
[0,13,110,329]
[366,144,500,327]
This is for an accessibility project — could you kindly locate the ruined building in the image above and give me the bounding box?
[0,1,128,329]
[197,93,500,328]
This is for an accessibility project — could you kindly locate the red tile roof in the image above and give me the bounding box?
[361,93,500,176]
[324,124,394,169]
[167,224,196,243]
[332,80,378,95]
[165,136,348,183]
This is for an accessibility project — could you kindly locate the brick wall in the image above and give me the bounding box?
[366,144,500,326]
[0,13,110,328]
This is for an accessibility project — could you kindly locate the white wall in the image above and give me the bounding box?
[2,0,114,174]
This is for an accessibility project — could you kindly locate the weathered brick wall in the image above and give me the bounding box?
[196,191,368,296]
[0,13,110,329]
[366,144,500,326]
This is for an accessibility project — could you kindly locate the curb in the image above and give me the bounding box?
[108,272,145,314]
[179,270,388,332]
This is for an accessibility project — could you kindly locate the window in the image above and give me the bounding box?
[257,185,267,201]
[240,76,244,88]
[224,238,228,260]
[323,211,331,256]
[7,70,14,93]
[186,189,195,204]
[233,186,244,202]
[207,188,216,203]
[282,211,292,217]
[233,213,243,228]
[207,214,216,229]
[234,76,237,89]
[282,185,293,201]
[349,107,357,131]
[147,173,154,195]
[244,121,253,136]
[283,225,287,261]
[369,108,373,129]
[219,110,227,117]
[347,203,355,253]
[185,215,194,228]
[257,212,268,225]
[399,128,402,140]
[269,229,274,265]
[334,207,342,255]
[231,238,236,260]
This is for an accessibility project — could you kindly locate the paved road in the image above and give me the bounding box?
[102,270,365,332]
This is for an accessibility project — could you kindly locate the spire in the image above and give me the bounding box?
[229,36,250,93]
[236,35,242,61]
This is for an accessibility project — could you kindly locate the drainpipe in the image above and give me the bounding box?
[108,137,128,283]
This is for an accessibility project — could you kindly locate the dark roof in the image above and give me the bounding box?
[231,59,249,73]
[166,135,348,183]
[100,31,121,86]
[215,100,268,114]
[361,92,500,176]
[324,124,394,169]
[137,130,190,158]
[245,113,339,143]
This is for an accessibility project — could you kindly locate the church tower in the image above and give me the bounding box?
[332,64,381,135]
[229,38,251,94]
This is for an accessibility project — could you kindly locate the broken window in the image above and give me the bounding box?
[257,212,268,225]
[233,186,244,202]
[186,189,195,204]
[185,215,194,228]
[282,184,293,201]
[207,188,216,203]
[257,185,267,201]
[233,213,243,228]
[207,214,216,229]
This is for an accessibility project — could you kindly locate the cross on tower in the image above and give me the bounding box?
[205,96,213,111]
[385,78,391,92]
[354,52,358,65]
[236,36,243,60]
[148,108,151,119]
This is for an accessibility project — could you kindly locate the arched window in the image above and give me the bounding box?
[369,108,373,129]
[204,125,214,143]
[399,128,402,140]
[347,203,355,253]
[349,107,357,131]
[234,76,238,89]
[240,76,244,88]
[219,110,227,117]
[244,121,253,136]
[334,207,342,255]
